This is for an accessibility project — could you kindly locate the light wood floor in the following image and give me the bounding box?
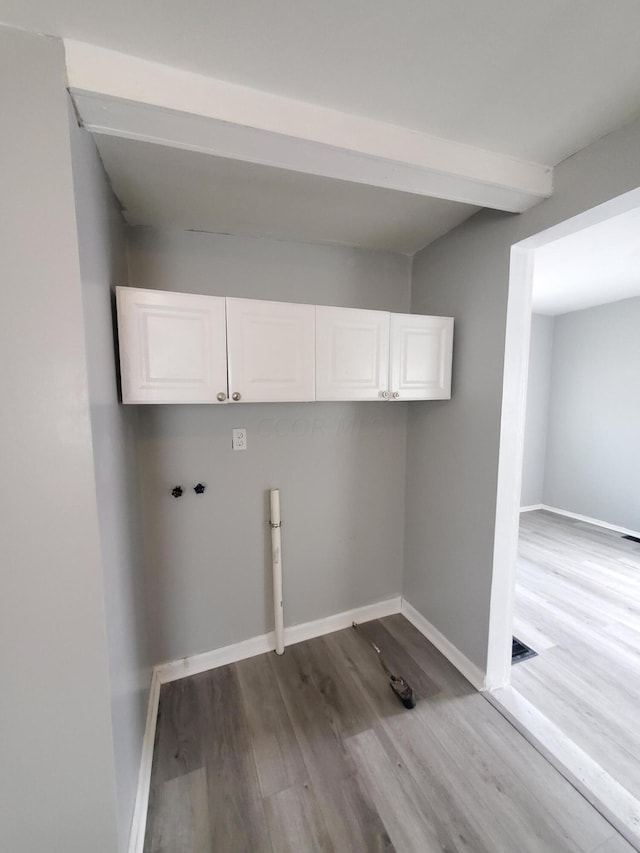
[513,510,640,808]
[144,613,633,852]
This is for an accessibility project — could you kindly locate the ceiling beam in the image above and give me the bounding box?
[65,39,553,213]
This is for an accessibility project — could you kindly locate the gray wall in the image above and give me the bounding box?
[404,112,640,671]
[521,314,555,507]
[69,106,151,851]
[127,228,411,662]
[0,28,119,853]
[543,296,640,530]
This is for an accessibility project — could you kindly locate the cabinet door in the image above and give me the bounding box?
[389,313,453,400]
[315,306,390,401]
[226,298,315,402]
[116,287,228,404]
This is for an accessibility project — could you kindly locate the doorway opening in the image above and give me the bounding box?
[486,186,640,847]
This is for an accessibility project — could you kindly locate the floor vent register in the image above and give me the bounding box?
[511,636,538,665]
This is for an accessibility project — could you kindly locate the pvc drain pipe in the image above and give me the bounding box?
[270,488,285,655]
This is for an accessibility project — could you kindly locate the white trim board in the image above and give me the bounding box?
[520,504,543,512]
[400,599,486,691]
[155,596,402,684]
[64,40,552,213]
[127,668,161,853]
[534,504,640,540]
[156,594,488,693]
[487,686,640,850]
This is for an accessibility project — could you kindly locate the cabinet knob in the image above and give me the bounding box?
[380,390,390,399]
[232,392,242,402]
[216,391,227,402]
[392,391,400,399]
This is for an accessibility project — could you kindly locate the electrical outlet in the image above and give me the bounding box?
[232,428,247,451]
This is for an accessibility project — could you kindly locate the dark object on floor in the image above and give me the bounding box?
[512,636,538,665]
[622,534,640,544]
[352,621,416,708]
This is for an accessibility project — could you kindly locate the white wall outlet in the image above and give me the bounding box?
[232,428,247,451]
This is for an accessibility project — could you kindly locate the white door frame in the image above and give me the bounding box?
[485,186,640,691]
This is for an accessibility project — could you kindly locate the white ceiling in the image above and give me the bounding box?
[532,206,640,315]
[4,0,640,165]
[5,0,640,253]
[94,134,478,254]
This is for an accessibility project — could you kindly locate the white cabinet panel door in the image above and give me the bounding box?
[226,298,315,402]
[315,306,390,401]
[389,313,453,400]
[116,287,228,404]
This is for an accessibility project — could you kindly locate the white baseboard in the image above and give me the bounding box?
[487,686,640,850]
[538,504,640,540]
[520,504,543,512]
[155,632,273,685]
[127,668,161,853]
[400,599,486,691]
[285,596,402,647]
[155,595,402,684]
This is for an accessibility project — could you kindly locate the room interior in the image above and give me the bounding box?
[3,3,640,852]
[512,210,640,813]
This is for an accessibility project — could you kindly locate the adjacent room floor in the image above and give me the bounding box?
[143,614,632,852]
[513,510,640,808]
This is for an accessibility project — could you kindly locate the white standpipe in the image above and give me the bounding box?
[270,488,285,655]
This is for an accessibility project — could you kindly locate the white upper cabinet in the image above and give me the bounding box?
[116,287,454,405]
[389,313,454,400]
[226,297,315,402]
[315,306,390,401]
[116,287,228,404]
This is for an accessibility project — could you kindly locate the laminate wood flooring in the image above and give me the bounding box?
[513,510,640,807]
[144,613,634,852]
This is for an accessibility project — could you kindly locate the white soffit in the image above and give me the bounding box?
[66,40,553,214]
[532,206,640,315]
[93,134,479,254]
